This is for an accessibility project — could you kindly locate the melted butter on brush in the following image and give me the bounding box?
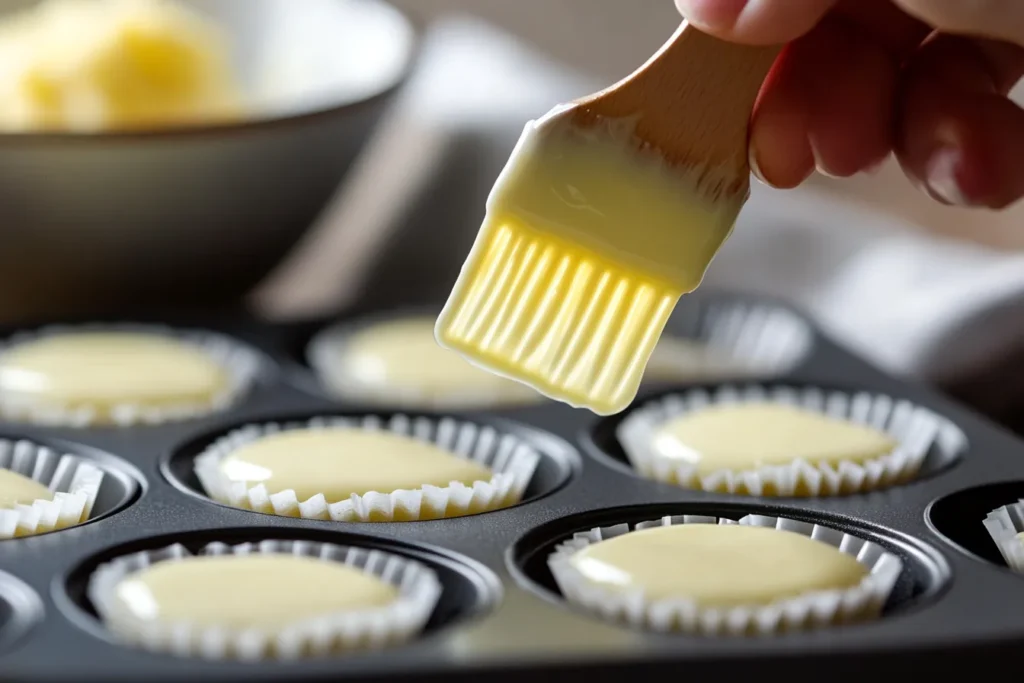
[436,113,740,415]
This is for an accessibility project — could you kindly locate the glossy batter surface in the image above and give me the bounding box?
[0,469,51,509]
[0,332,229,410]
[219,427,494,500]
[110,555,397,628]
[651,403,896,474]
[337,317,541,403]
[569,524,866,607]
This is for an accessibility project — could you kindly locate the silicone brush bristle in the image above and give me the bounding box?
[436,112,744,415]
[437,218,679,415]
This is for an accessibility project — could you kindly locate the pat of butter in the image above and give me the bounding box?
[0,0,243,132]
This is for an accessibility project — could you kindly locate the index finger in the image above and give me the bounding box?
[675,0,837,45]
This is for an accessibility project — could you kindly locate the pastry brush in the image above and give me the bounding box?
[435,22,780,415]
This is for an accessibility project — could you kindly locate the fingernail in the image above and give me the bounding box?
[748,144,769,185]
[675,0,748,29]
[808,136,843,178]
[925,146,971,206]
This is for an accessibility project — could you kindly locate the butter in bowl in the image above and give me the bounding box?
[0,0,417,321]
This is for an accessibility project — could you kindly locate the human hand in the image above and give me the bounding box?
[675,0,1024,209]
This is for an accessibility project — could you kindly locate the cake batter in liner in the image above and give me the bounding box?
[0,438,104,539]
[983,500,1024,572]
[306,315,545,410]
[194,414,541,522]
[616,384,966,497]
[547,514,902,636]
[87,539,443,660]
[0,323,264,427]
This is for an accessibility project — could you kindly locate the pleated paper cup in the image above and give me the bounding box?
[0,323,264,427]
[87,539,443,660]
[644,298,814,383]
[617,385,966,497]
[0,438,104,539]
[306,315,545,410]
[983,500,1024,572]
[194,414,541,522]
[547,514,902,636]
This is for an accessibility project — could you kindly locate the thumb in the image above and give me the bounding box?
[674,0,837,45]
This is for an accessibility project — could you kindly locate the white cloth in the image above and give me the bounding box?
[262,16,1024,387]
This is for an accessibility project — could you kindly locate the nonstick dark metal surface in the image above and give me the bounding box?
[2,290,1023,683]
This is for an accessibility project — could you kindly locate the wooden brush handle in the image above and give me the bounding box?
[572,22,780,178]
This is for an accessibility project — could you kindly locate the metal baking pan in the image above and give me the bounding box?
[2,289,1023,683]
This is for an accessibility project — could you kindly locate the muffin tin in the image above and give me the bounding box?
[3,289,1024,682]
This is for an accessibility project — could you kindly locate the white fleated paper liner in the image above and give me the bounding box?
[0,438,104,539]
[194,414,542,522]
[86,539,443,660]
[0,323,265,427]
[547,514,903,636]
[616,384,967,497]
[645,299,814,383]
[306,315,545,410]
[983,500,1024,572]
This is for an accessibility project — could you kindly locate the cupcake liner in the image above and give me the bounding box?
[0,438,105,539]
[86,539,443,660]
[194,414,541,522]
[644,298,814,383]
[616,384,966,497]
[983,500,1024,572]
[547,514,902,636]
[0,323,264,427]
[306,313,544,410]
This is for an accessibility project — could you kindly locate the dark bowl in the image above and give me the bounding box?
[0,0,418,322]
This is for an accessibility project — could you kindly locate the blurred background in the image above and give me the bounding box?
[3,0,1024,430]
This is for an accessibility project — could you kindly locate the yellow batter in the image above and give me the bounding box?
[651,403,896,475]
[331,317,542,406]
[110,554,397,628]
[0,469,51,509]
[569,524,866,607]
[219,427,494,501]
[0,332,230,418]
[0,0,243,132]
